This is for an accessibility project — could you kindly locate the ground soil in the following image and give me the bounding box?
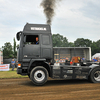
[0,78,100,100]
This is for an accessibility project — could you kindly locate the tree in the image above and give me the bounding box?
[13,38,17,57]
[62,37,69,47]
[91,40,100,55]
[68,42,75,47]
[52,34,68,47]
[96,40,100,50]
[74,38,92,47]
[2,42,13,58]
[0,48,2,51]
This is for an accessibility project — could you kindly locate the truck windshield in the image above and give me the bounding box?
[24,35,39,45]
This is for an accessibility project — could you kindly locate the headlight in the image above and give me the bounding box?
[18,63,21,68]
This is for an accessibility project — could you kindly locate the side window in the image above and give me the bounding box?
[42,35,50,45]
[24,35,39,45]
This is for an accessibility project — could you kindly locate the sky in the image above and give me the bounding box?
[0,0,100,48]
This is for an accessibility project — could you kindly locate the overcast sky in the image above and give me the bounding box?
[0,0,100,48]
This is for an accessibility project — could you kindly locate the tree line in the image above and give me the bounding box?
[1,34,100,58]
[0,38,17,58]
[52,34,100,55]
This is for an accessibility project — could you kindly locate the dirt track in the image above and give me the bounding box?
[0,78,100,100]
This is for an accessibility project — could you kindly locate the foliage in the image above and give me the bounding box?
[2,42,13,58]
[74,38,92,47]
[13,38,17,57]
[52,34,69,47]
[68,42,75,47]
[91,40,100,55]
[0,48,1,51]
[2,38,17,58]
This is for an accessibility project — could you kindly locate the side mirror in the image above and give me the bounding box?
[16,31,22,41]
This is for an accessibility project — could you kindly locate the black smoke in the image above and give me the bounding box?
[41,0,61,25]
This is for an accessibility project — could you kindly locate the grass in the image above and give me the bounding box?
[0,68,28,79]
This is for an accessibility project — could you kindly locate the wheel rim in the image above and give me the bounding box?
[94,71,100,82]
[34,70,45,82]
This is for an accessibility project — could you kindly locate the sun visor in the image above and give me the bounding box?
[23,23,51,34]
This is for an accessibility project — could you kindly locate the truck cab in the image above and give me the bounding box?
[17,23,53,77]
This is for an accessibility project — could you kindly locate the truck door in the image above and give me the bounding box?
[41,34,53,59]
[23,35,40,59]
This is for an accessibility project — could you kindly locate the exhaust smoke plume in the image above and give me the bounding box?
[41,0,61,25]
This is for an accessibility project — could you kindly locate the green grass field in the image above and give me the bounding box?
[0,68,28,79]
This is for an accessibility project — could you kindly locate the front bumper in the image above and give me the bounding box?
[17,68,22,74]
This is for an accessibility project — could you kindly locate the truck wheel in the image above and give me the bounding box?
[89,67,100,83]
[30,66,48,85]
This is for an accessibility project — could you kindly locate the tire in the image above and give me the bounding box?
[30,66,48,85]
[89,67,100,83]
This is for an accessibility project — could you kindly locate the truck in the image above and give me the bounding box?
[16,23,100,85]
